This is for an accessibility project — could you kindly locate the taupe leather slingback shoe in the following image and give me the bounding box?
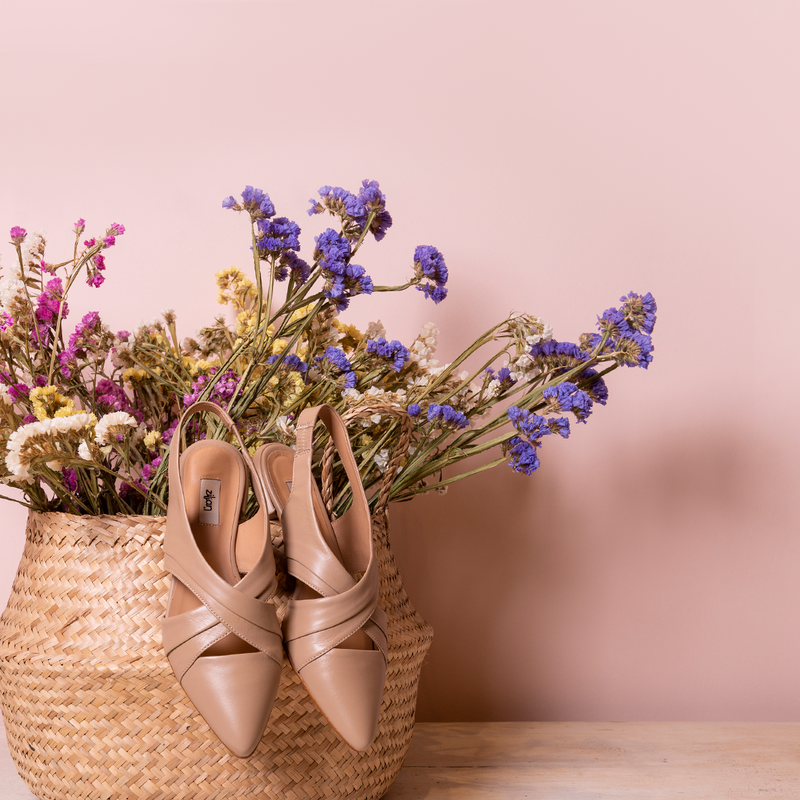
[255,404,387,752]
[162,401,283,758]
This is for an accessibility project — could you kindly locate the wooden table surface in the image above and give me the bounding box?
[2,720,799,798]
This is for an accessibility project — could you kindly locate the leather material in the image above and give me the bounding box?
[256,404,387,752]
[162,401,282,758]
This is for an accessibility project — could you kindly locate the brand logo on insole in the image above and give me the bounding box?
[199,478,221,526]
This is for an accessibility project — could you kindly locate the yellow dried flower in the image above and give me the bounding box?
[122,367,148,383]
[143,430,162,450]
[29,386,76,421]
[216,266,256,312]
[288,304,315,325]
[333,319,363,351]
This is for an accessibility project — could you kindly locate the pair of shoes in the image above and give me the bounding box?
[255,404,387,753]
[162,402,386,756]
[161,401,283,758]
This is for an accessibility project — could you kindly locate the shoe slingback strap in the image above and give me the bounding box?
[163,401,282,665]
[282,404,387,667]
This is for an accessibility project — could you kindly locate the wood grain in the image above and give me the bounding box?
[3,720,799,799]
[386,722,800,799]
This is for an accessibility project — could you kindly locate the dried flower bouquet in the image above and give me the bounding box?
[0,181,657,518]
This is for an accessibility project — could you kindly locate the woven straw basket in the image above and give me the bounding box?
[0,406,433,800]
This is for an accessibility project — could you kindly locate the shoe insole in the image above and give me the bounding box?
[169,440,257,656]
[261,445,373,652]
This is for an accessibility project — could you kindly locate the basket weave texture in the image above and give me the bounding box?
[0,506,432,800]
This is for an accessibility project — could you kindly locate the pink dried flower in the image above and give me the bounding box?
[9,226,26,245]
[73,218,86,236]
[103,235,116,248]
[108,222,125,236]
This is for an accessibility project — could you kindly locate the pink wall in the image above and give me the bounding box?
[2,1,799,722]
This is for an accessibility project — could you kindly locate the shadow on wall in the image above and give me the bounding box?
[388,421,775,722]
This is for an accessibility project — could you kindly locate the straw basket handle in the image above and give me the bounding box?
[320,403,412,519]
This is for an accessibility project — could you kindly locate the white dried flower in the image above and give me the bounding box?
[275,415,296,440]
[78,441,92,461]
[21,231,46,275]
[365,320,386,339]
[0,383,14,406]
[486,379,502,398]
[341,388,363,405]
[95,411,137,445]
[5,413,97,480]
[0,277,27,314]
[374,448,390,473]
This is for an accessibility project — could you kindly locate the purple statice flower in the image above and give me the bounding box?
[505,437,540,476]
[315,228,351,268]
[95,378,141,420]
[22,413,36,424]
[317,346,357,389]
[108,222,125,237]
[590,292,657,369]
[308,185,365,222]
[103,235,116,248]
[504,406,570,476]
[413,245,448,303]
[408,403,421,417]
[548,417,571,438]
[61,468,78,494]
[9,226,27,245]
[116,330,130,341]
[87,272,104,288]
[279,250,311,284]
[183,368,239,407]
[619,291,657,335]
[577,368,609,405]
[485,366,516,390]
[241,186,275,219]
[60,312,103,376]
[508,406,552,440]
[73,219,86,235]
[542,382,594,423]
[267,352,308,375]
[222,186,275,219]
[141,456,163,486]
[528,339,588,371]
[417,283,448,304]
[427,403,469,429]
[68,311,102,350]
[310,180,392,243]
[256,216,301,260]
[7,382,30,402]
[615,329,654,369]
[35,278,68,325]
[356,179,393,241]
[314,229,373,311]
[0,311,13,331]
[162,418,180,446]
[365,337,410,372]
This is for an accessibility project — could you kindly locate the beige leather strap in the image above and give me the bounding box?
[168,400,270,515]
[163,401,281,666]
[281,404,387,669]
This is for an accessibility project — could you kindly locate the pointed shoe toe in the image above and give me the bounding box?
[181,651,282,758]
[259,405,389,752]
[299,649,387,752]
[162,401,284,757]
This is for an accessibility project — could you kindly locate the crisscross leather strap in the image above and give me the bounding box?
[282,404,387,671]
[163,401,282,676]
